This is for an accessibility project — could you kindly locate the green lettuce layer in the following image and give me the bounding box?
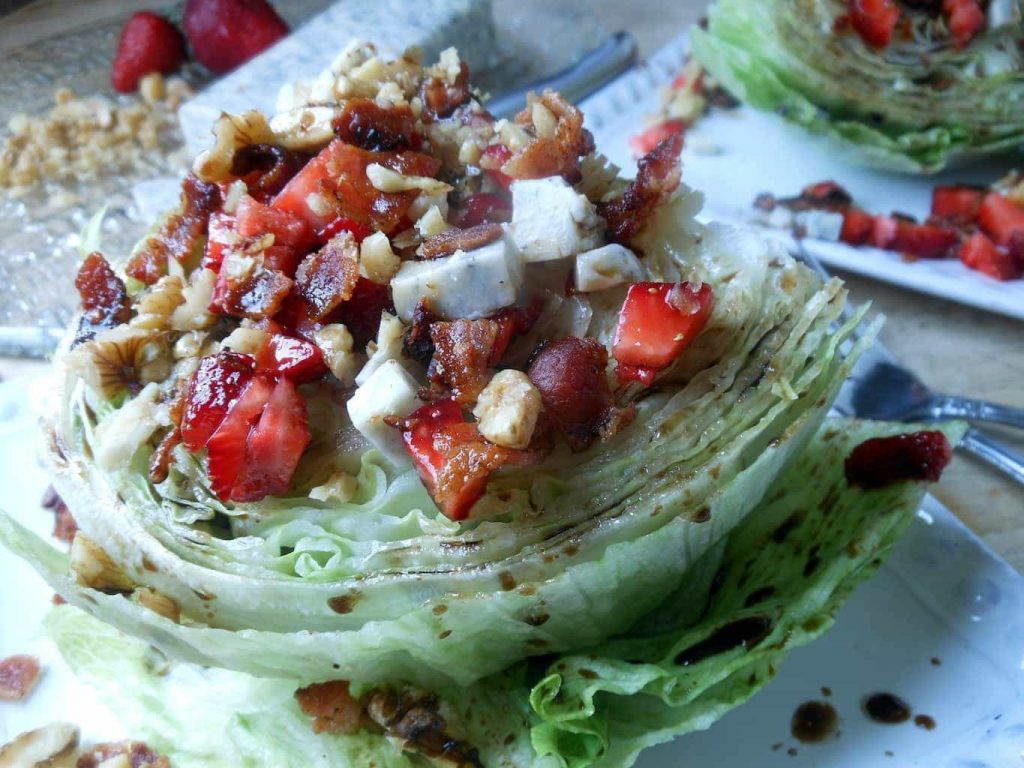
[692,0,1024,173]
[43,417,964,768]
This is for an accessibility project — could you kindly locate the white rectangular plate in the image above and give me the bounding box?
[0,376,1022,766]
[580,33,1024,322]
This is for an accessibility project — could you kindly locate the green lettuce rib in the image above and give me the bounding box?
[692,0,1024,173]
[43,417,964,768]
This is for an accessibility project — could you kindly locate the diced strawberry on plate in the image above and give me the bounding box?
[871,216,959,258]
[205,374,275,499]
[977,192,1024,246]
[612,282,714,373]
[237,195,314,252]
[931,185,985,224]
[848,0,901,49]
[180,351,255,451]
[840,208,874,245]
[943,0,985,49]
[959,232,1023,281]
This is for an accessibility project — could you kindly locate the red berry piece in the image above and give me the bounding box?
[844,431,953,489]
[111,12,186,93]
[184,0,289,74]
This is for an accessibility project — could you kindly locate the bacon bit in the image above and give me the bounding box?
[126,173,220,285]
[489,302,541,366]
[403,299,439,367]
[295,232,360,321]
[42,485,78,544]
[0,654,41,701]
[419,62,472,122]
[230,143,306,200]
[599,133,683,246]
[845,431,953,489]
[429,318,499,403]
[74,252,132,343]
[503,91,595,182]
[333,97,416,151]
[148,427,181,484]
[630,119,686,159]
[211,264,293,320]
[365,687,484,768]
[527,336,626,451]
[419,222,503,260]
[296,680,366,735]
[75,741,171,768]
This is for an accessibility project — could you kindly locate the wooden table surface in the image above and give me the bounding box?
[3,0,1021,570]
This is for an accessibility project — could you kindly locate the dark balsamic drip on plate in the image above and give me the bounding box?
[791,700,839,743]
[863,693,912,724]
[914,714,936,730]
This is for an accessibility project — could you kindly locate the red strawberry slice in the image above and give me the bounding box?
[481,144,514,191]
[183,0,289,74]
[180,352,255,452]
[203,212,237,271]
[616,364,658,387]
[977,192,1024,245]
[111,12,186,93]
[891,220,960,259]
[930,185,984,224]
[458,193,512,228]
[869,214,899,249]
[849,0,901,49]
[318,216,374,245]
[230,377,310,502]
[845,430,953,489]
[255,333,328,383]
[959,232,1023,280]
[205,374,275,499]
[236,195,314,252]
[612,282,714,373]
[943,0,985,48]
[630,120,687,159]
[840,208,874,245]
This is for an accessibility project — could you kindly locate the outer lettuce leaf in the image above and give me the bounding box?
[0,192,880,689]
[46,418,964,768]
[693,0,1024,173]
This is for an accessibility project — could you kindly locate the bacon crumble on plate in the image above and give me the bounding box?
[68,43,717,521]
[0,654,42,701]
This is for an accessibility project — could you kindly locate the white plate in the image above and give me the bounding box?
[580,34,1024,322]
[0,376,1022,766]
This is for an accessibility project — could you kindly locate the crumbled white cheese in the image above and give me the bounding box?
[356,312,406,386]
[359,232,401,284]
[366,163,453,196]
[510,177,601,262]
[93,382,165,470]
[315,323,360,386]
[473,370,541,450]
[390,235,524,321]
[792,210,844,241]
[574,244,646,292]
[347,359,423,466]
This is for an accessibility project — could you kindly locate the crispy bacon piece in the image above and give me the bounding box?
[296,680,366,735]
[149,428,181,484]
[599,133,683,245]
[126,174,220,285]
[403,300,439,367]
[429,318,500,403]
[419,222,503,260]
[42,486,77,543]
[366,688,484,768]
[845,431,953,489]
[75,742,170,768]
[502,91,595,182]
[419,62,472,121]
[295,233,360,321]
[0,654,41,701]
[231,143,307,200]
[528,336,628,451]
[74,252,132,343]
[333,97,416,151]
[211,265,293,320]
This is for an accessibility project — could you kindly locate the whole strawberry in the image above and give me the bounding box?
[111,12,186,93]
[184,0,290,74]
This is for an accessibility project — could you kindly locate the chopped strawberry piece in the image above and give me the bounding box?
[612,282,714,372]
[849,0,901,49]
[181,351,255,452]
[481,144,514,191]
[183,0,289,74]
[977,192,1024,245]
[891,220,960,259]
[931,185,985,224]
[869,214,899,249]
[943,0,985,48]
[841,208,875,245]
[205,374,275,499]
[959,232,1023,280]
[458,193,512,228]
[800,180,853,208]
[0,655,41,701]
[263,244,302,275]
[203,212,237,271]
[236,195,314,253]
[629,120,687,159]
[399,399,507,520]
[111,11,185,93]
[317,216,373,245]
[334,277,395,348]
[845,430,953,489]
[256,333,328,383]
[230,377,310,502]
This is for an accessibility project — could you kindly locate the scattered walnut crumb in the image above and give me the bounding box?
[0,74,193,191]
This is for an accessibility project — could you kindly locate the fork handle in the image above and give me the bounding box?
[959,428,1024,485]
[925,397,1024,430]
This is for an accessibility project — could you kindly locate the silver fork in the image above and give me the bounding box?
[795,242,1024,484]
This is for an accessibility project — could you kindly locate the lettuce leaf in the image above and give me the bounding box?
[693,0,1024,173]
[45,417,964,768]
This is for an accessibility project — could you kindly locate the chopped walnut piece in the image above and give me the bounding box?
[0,655,42,701]
[69,533,135,593]
[0,723,79,767]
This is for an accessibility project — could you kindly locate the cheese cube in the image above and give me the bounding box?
[346,359,423,466]
[574,244,646,292]
[510,177,600,262]
[472,370,541,450]
[390,235,523,321]
[356,313,406,386]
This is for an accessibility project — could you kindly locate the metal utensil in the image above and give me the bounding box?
[796,242,1024,485]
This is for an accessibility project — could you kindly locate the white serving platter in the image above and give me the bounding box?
[580,33,1024,322]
